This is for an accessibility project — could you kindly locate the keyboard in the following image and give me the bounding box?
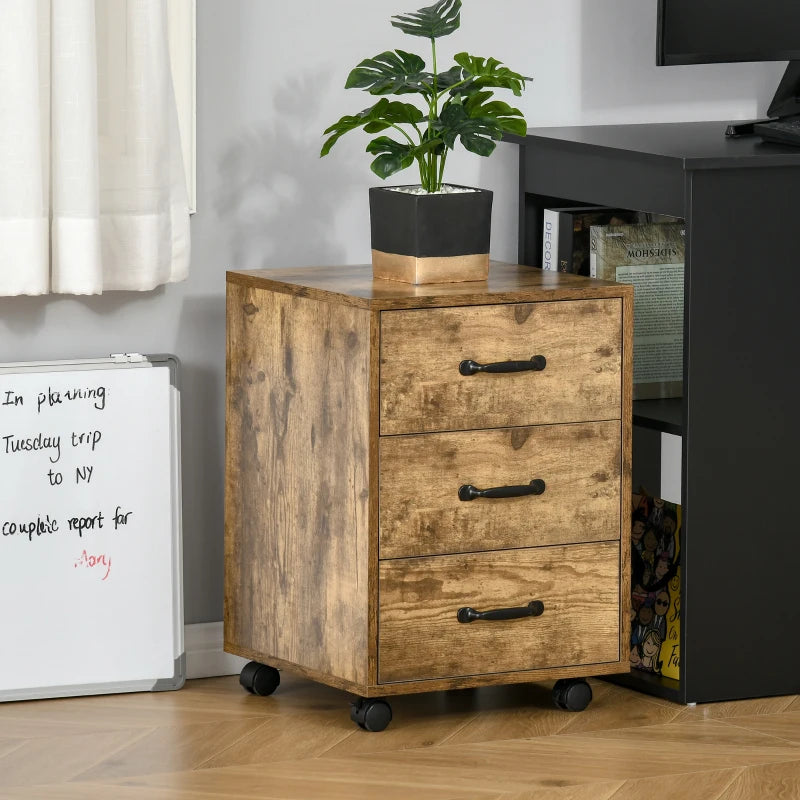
[753,115,800,146]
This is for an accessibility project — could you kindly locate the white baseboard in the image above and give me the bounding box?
[184,621,247,679]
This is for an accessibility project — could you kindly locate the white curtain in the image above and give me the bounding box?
[0,0,190,295]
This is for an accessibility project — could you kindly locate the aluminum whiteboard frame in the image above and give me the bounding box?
[0,354,185,701]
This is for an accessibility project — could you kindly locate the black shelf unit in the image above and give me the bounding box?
[513,122,800,704]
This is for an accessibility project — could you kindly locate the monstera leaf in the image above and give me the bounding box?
[429,65,463,93]
[321,99,424,156]
[451,53,531,97]
[346,50,427,95]
[391,0,461,39]
[365,136,442,179]
[462,91,528,136]
[439,102,501,156]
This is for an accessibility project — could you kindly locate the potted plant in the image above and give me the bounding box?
[321,0,531,284]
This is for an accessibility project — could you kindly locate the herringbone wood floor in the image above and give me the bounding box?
[1,673,799,799]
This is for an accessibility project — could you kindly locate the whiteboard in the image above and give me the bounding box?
[0,354,184,701]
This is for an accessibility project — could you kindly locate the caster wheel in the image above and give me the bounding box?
[552,679,592,712]
[350,698,392,732]
[239,661,280,697]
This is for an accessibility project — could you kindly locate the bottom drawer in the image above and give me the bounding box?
[378,542,620,683]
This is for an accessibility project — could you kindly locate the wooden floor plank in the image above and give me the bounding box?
[562,716,800,750]
[429,681,602,746]
[196,710,359,769]
[551,685,683,735]
[675,695,797,721]
[717,760,800,800]
[0,728,151,790]
[603,768,743,800]
[0,688,274,737]
[334,727,800,785]
[1,675,799,800]
[111,758,571,798]
[494,784,623,800]
[717,711,800,745]
[1,784,237,800]
[70,718,270,783]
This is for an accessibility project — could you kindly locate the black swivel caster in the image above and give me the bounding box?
[350,697,393,731]
[239,661,280,697]
[552,678,592,711]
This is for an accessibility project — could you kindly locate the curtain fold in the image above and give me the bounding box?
[0,0,189,296]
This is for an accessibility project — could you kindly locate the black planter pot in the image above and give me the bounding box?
[369,185,493,284]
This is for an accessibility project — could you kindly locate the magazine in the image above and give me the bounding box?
[629,490,681,680]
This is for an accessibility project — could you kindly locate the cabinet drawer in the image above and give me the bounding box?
[378,542,620,683]
[379,300,622,435]
[379,421,621,559]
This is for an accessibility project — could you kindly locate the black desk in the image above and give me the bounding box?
[514,122,800,703]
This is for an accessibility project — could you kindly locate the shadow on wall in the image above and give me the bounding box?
[216,72,361,270]
[173,294,226,623]
[0,296,48,339]
[476,141,520,265]
[0,288,166,360]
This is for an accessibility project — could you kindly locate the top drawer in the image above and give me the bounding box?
[380,300,622,435]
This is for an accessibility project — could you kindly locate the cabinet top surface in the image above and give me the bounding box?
[226,262,631,310]
[517,121,800,169]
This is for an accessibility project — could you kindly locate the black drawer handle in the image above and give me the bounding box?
[457,600,545,623]
[459,355,546,376]
[458,479,545,501]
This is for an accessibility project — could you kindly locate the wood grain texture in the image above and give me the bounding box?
[715,710,800,744]
[225,283,371,687]
[378,542,620,683]
[620,288,634,665]
[379,299,622,434]
[225,266,632,698]
[227,262,635,311]
[2,675,798,798]
[718,760,800,800]
[364,661,631,697]
[367,311,381,686]
[379,421,622,559]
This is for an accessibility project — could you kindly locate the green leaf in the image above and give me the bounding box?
[365,136,442,179]
[463,93,528,136]
[452,52,531,97]
[345,50,428,95]
[365,137,416,179]
[439,102,502,156]
[391,0,461,39]
[431,65,463,92]
[321,99,424,156]
[363,100,425,132]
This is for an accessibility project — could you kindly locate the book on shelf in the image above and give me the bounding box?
[630,489,681,681]
[541,206,638,275]
[590,220,685,400]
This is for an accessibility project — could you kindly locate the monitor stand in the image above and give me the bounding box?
[725,61,800,137]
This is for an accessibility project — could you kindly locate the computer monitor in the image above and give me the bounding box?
[657,0,800,121]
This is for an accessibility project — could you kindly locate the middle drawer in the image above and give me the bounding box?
[379,420,621,559]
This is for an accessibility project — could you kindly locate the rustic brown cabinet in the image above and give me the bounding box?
[225,263,633,729]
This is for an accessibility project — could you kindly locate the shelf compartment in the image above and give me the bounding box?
[606,670,683,704]
[633,398,682,436]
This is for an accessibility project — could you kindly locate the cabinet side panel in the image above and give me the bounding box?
[225,283,370,686]
[620,289,633,659]
[683,167,800,701]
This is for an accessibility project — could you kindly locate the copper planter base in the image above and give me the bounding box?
[371,250,489,285]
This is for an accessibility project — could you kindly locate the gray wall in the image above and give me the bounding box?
[0,0,784,623]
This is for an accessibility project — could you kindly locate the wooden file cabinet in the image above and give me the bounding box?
[225,263,632,729]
